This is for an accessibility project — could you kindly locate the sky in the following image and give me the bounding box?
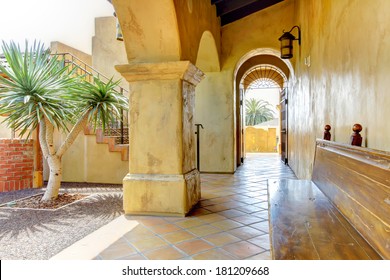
[0,0,114,54]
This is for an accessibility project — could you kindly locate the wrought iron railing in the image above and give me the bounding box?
[54,53,129,144]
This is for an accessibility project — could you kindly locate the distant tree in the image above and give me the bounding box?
[0,41,128,201]
[245,98,275,126]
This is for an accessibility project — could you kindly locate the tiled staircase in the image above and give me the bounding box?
[84,126,129,161]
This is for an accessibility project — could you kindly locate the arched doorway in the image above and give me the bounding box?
[234,51,292,167]
[240,64,287,162]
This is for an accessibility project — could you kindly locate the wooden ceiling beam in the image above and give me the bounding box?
[216,0,258,17]
[220,0,283,26]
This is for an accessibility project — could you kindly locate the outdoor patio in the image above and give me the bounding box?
[0,154,296,260]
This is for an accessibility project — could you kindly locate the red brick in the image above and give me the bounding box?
[14,162,28,167]
[3,182,10,192]
[0,139,34,192]
[9,169,22,175]
[0,163,14,169]
[12,171,26,177]
[7,151,21,155]
[5,176,20,181]
[14,180,20,190]
[22,167,33,172]
[15,181,20,191]
[9,142,22,146]
[9,181,14,191]
[22,180,32,189]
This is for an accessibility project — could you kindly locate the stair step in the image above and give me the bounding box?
[83,125,129,161]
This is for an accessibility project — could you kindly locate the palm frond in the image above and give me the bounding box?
[70,76,128,131]
[245,98,275,126]
[0,40,77,137]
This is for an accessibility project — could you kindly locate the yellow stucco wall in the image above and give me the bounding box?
[43,131,128,184]
[113,0,181,63]
[92,16,129,92]
[220,2,294,69]
[195,71,234,172]
[113,0,221,65]
[0,116,12,138]
[288,0,390,178]
[50,41,92,65]
[245,127,277,153]
[173,0,221,64]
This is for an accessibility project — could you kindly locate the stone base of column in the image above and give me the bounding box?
[123,169,201,216]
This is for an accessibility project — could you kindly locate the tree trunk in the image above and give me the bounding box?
[40,113,89,202]
[41,154,62,201]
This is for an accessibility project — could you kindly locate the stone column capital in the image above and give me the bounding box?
[115,61,205,86]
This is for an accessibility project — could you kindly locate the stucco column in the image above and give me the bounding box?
[116,61,204,216]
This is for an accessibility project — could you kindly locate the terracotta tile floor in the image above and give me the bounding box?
[94,153,296,260]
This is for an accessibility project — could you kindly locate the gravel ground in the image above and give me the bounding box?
[0,185,124,260]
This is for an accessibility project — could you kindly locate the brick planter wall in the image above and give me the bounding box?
[0,139,34,192]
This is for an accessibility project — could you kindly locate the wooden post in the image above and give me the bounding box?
[33,125,44,188]
[323,124,331,141]
[350,123,363,146]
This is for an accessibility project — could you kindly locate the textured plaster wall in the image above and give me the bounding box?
[288,0,390,178]
[128,79,184,175]
[92,17,129,91]
[245,127,277,153]
[220,1,294,70]
[112,0,181,63]
[43,131,127,184]
[173,0,221,64]
[195,71,234,172]
[112,0,220,65]
[0,116,12,138]
[50,41,92,64]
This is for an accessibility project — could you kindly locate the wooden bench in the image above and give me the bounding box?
[268,139,390,260]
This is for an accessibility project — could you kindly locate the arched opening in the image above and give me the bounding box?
[240,65,287,160]
[234,50,292,167]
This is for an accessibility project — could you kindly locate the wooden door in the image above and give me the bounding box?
[236,88,244,167]
[280,88,288,164]
[240,88,245,165]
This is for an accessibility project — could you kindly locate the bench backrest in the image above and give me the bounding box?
[312,139,390,259]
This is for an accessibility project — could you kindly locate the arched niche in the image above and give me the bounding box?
[195,31,220,72]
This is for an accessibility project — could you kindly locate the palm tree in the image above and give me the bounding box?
[0,41,128,201]
[245,98,275,126]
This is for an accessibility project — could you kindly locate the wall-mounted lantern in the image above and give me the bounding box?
[278,25,301,59]
[113,12,123,41]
